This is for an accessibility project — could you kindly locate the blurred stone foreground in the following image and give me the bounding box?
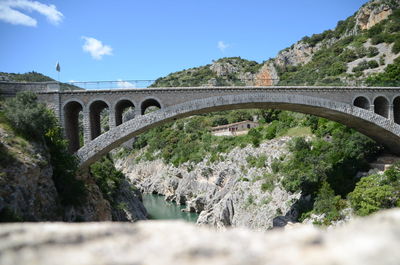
[0,209,399,265]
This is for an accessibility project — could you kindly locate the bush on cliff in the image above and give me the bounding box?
[2,92,86,206]
[90,156,124,205]
[348,161,400,216]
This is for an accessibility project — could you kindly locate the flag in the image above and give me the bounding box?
[56,62,60,72]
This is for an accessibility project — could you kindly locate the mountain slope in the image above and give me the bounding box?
[153,0,400,87]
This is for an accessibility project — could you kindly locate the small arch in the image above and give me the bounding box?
[115,99,135,126]
[394,96,400,124]
[353,96,370,110]
[63,101,83,153]
[374,96,389,118]
[89,100,110,140]
[141,98,161,115]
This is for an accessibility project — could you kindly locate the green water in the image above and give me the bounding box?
[142,193,199,222]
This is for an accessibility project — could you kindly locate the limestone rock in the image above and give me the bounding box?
[355,0,394,31]
[0,209,399,265]
[111,179,148,221]
[116,137,300,230]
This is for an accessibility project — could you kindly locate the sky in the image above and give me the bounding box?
[0,0,369,83]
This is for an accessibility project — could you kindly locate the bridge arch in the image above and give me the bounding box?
[140,97,162,115]
[88,99,111,140]
[373,95,390,118]
[76,93,400,169]
[394,96,400,124]
[353,96,370,110]
[62,99,84,153]
[114,98,136,126]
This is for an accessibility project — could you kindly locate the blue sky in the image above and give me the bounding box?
[0,0,369,82]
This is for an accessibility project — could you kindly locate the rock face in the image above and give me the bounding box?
[116,137,300,229]
[355,0,394,31]
[111,179,148,222]
[0,123,110,222]
[0,209,399,265]
[0,126,61,221]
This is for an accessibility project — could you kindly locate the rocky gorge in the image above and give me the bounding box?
[116,136,302,229]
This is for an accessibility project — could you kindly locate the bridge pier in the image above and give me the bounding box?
[389,104,394,120]
[109,109,116,130]
[83,110,91,145]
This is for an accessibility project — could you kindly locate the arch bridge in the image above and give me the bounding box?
[35,86,400,169]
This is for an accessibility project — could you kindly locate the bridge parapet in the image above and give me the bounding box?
[0,81,60,97]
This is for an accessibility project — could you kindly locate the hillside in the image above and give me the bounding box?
[0,71,82,91]
[153,0,400,87]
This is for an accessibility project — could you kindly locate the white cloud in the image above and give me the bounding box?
[82,36,113,60]
[117,79,135,89]
[217,41,230,52]
[0,0,63,27]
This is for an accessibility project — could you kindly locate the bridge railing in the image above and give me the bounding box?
[64,78,400,90]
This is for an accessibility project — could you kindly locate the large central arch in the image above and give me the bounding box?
[76,93,400,169]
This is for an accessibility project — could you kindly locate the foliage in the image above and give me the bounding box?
[151,57,262,87]
[246,154,267,168]
[2,92,86,206]
[278,6,400,86]
[131,110,310,166]
[90,156,124,204]
[0,71,53,82]
[312,181,347,224]
[279,120,380,196]
[3,92,58,141]
[45,126,86,206]
[366,57,400,86]
[348,162,400,216]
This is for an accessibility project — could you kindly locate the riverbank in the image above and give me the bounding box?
[142,193,198,222]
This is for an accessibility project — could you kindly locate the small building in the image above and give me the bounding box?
[211,120,259,136]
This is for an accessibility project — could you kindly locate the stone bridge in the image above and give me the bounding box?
[28,85,400,169]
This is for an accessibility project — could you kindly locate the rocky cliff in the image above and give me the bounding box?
[1,208,399,265]
[116,137,302,229]
[0,115,147,222]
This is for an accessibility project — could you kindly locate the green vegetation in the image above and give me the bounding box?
[279,6,400,86]
[132,110,313,167]
[366,57,400,86]
[246,154,267,168]
[90,156,125,205]
[0,71,53,82]
[0,71,81,91]
[151,57,261,87]
[348,162,400,216]
[1,92,86,206]
[271,119,381,224]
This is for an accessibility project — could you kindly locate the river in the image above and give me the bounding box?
[142,193,199,223]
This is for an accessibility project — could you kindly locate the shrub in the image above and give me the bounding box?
[3,92,86,206]
[246,154,267,168]
[367,46,379,57]
[90,156,125,204]
[261,176,275,192]
[45,126,86,206]
[368,60,379,69]
[393,39,400,54]
[348,174,398,216]
[3,92,57,140]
